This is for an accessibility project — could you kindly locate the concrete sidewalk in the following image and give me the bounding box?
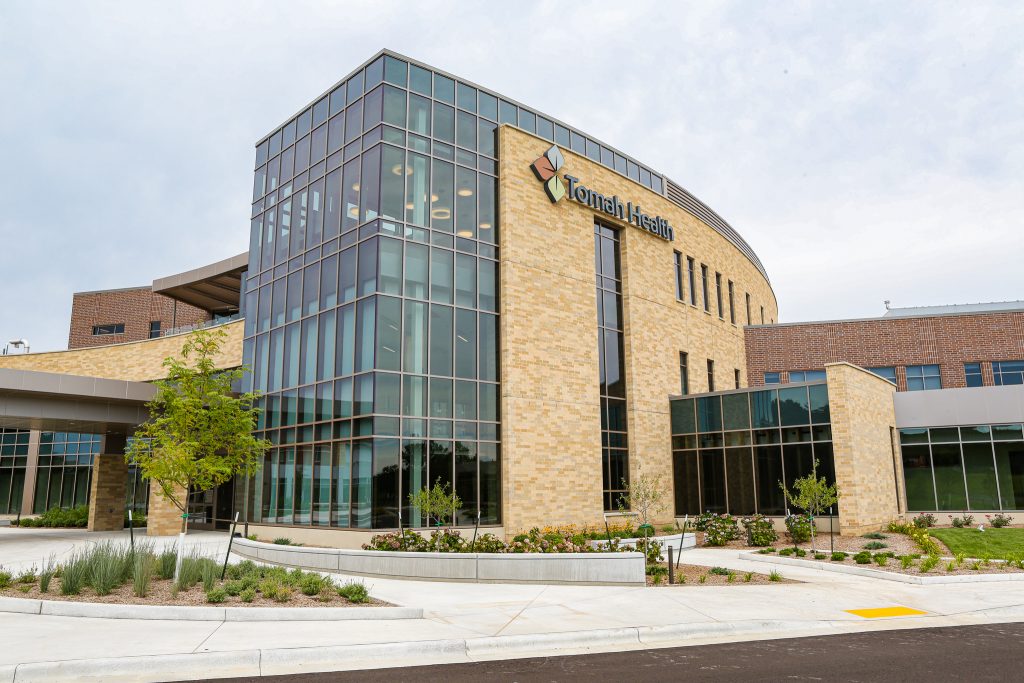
[2,530,1024,681]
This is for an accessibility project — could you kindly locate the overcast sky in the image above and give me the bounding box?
[1,1,1021,352]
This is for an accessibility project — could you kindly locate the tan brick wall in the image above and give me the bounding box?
[147,481,187,536]
[69,287,210,349]
[746,312,1024,390]
[0,320,243,382]
[499,126,776,531]
[87,454,128,531]
[826,362,899,535]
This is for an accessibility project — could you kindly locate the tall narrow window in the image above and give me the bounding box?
[760,306,765,324]
[734,368,741,388]
[745,293,752,325]
[964,362,983,387]
[701,265,709,312]
[715,273,723,319]
[673,251,684,301]
[728,280,735,324]
[687,257,696,306]
[595,222,628,511]
[706,359,715,392]
[679,352,689,395]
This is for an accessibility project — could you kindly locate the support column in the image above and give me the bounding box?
[147,479,186,536]
[19,429,41,517]
[86,434,128,532]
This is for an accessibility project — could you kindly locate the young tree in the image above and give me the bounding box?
[617,474,669,534]
[125,329,268,574]
[779,459,840,553]
[408,479,462,530]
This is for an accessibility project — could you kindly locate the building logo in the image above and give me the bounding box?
[530,145,674,241]
[530,145,566,203]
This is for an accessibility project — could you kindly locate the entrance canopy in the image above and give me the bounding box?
[0,368,154,435]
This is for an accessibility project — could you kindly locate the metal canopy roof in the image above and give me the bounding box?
[152,252,248,315]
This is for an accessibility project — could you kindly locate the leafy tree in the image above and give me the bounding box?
[125,328,269,538]
[408,479,462,530]
[779,459,840,553]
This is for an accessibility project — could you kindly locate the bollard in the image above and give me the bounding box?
[668,546,675,584]
[128,510,135,551]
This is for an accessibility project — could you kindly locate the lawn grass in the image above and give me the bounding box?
[930,528,1024,560]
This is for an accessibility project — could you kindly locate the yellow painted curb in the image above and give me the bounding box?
[845,606,928,619]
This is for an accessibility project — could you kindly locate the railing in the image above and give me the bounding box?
[159,313,242,339]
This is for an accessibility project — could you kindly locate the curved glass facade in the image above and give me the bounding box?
[244,54,501,529]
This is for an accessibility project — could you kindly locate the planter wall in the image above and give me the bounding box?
[588,533,696,560]
[232,538,646,586]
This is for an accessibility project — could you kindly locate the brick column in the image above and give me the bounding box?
[147,479,186,536]
[86,434,128,532]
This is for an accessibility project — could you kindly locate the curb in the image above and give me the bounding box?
[0,596,422,622]
[742,552,1024,584]
[0,619,838,682]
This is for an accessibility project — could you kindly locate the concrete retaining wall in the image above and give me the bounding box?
[233,538,646,585]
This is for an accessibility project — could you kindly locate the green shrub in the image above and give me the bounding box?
[778,547,794,556]
[646,564,668,578]
[201,559,220,592]
[920,556,939,573]
[911,513,937,529]
[224,580,245,596]
[794,548,807,557]
[990,513,1012,528]
[89,544,125,596]
[899,555,915,570]
[17,505,90,528]
[768,570,783,582]
[227,559,258,580]
[888,521,941,556]
[703,514,740,546]
[258,579,280,600]
[744,572,753,582]
[946,561,956,572]
[337,581,370,603]
[299,574,330,596]
[272,537,294,545]
[709,566,731,576]
[756,548,776,554]
[814,553,827,560]
[741,514,778,547]
[472,533,507,553]
[0,569,12,590]
[157,548,177,580]
[274,586,293,603]
[862,532,887,540]
[132,552,155,598]
[853,552,872,565]
[39,555,57,593]
[698,574,707,584]
[206,588,227,604]
[783,514,812,543]
[17,585,31,593]
[831,552,846,561]
[863,541,887,550]
[240,587,257,603]
[873,553,889,567]
[60,552,89,595]
[16,569,37,584]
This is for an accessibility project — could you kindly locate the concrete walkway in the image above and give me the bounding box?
[2,528,1024,681]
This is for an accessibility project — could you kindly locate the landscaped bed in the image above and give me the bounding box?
[645,563,795,586]
[0,542,383,608]
[751,546,1024,576]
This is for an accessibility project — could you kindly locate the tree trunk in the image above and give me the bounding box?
[173,485,190,582]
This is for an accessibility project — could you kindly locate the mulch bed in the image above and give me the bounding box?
[645,563,798,586]
[0,576,389,607]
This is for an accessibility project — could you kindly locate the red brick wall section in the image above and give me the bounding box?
[68,287,211,349]
[744,312,1024,390]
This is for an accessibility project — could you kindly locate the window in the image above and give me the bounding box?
[868,367,897,384]
[92,323,124,336]
[701,265,709,312]
[764,372,781,384]
[965,362,983,387]
[679,352,689,395]
[993,361,1024,386]
[148,321,161,339]
[760,306,765,324]
[715,273,723,319]
[789,370,826,383]
[595,222,628,511]
[687,257,696,306]
[905,364,941,391]
[728,280,735,324]
[745,293,751,326]
[673,251,684,301]
[707,359,715,392]
[734,368,741,388]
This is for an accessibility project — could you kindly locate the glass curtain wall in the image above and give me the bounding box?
[899,424,1024,511]
[33,432,100,513]
[244,54,502,530]
[595,222,628,510]
[0,429,29,514]
[670,383,836,516]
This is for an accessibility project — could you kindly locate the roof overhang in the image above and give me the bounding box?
[0,368,154,435]
[152,252,248,315]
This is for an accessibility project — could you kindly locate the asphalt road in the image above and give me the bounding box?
[203,622,1024,682]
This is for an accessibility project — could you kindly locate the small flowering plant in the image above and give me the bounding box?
[703,513,740,546]
[741,514,778,547]
[912,513,937,529]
